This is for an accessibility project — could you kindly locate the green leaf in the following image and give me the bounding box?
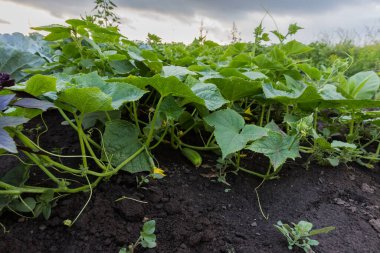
[158,96,184,121]
[82,110,121,129]
[298,63,321,80]
[105,82,147,109]
[319,84,346,100]
[282,40,313,55]
[204,109,268,159]
[0,44,45,82]
[247,128,300,170]
[263,76,321,105]
[58,87,113,113]
[102,120,151,173]
[4,107,42,119]
[327,158,340,167]
[339,71,380,99]
[140,233,157,248]
[142,220,156,234]
[297,221,313,233]
[288,23,303,35]
[162,66,195,80]
[9,197,36,213]
[186,82,228,111]
[331,140,357,149]
[72,72,147,109]
[206,77,262,101]
[309,226,335,236]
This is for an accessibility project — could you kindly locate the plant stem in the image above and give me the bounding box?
[132,101,140,133]
[236,166,267,179]
[259,104,266,126]
[145,96,164,148]
[74,114,88,169]
[266,105,272,124]
[57,108,101,150]
[23,152,61,186]
[150,126,169,150]
[173,135,219,151]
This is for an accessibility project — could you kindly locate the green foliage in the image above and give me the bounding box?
[1,14,380,223]
[102,120,151,173]
[275,220,335,253]
[119,220,157,253]
[91,0,120,27]
[205,109,268,159]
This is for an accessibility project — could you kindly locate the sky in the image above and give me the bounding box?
[0,0,379,44]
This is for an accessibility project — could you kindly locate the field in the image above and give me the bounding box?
[0,7,380,253]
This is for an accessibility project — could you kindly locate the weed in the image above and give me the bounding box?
[275,220,335,253]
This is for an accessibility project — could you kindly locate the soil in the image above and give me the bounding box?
[1,112,380,253]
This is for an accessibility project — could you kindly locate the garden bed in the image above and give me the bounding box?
[1,112,379,253]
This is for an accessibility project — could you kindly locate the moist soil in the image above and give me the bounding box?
[0,112,380,253]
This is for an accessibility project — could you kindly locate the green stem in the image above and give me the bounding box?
[375,141,380,157]
[74,114,88,169]
[182,122,197,136]
[105,111,111,121]
[313,109,318,131]
[145,96,164,148]
[150,126,169,150]
[41,156,106,177]
[23,152,61,186]
[132,101,140,133]
[173,135,219,151]
[266,105,272,124]
[81,131,108,171]
[236,166,267,179]
[259,105,266,127]
[285,105,289,134]
[57,108,101,150]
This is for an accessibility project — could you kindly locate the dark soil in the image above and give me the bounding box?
[1,112,380,253]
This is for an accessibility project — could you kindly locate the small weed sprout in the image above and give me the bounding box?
[120,220,157,253]
[275,220,335,253]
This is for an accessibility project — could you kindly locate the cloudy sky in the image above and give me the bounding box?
[0,0,379,44]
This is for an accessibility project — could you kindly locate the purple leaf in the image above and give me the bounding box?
[13,98,55,111]
[0,94,15,111]
[0,128,17,153]
[0,116,29,128]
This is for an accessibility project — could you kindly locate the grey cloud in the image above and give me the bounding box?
[0,18,10,24]
[4,0,377,20]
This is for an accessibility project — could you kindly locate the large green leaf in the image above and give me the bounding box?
[339,71,380,99]
[72,72,147,109]
[247,128,300,170]
[58,87,113,113]
[162,66,195,80]
[184,77,228,111]
[25,74,57,97]
[102,120,151,173]
[204,109,268,159]
[206,77,262,101]
[263,76,322,104]
[282,40,313,55]
[0,44,45,82]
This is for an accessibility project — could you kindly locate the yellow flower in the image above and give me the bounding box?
[153,167,166,177]
[244,107,253,116]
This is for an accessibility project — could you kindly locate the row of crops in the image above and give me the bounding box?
[0,19,379,221]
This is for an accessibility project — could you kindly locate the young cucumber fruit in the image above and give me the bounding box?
[181,148,202,167]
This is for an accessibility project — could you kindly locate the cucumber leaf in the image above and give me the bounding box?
[204,108,268,159]
[102,120,151,173]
